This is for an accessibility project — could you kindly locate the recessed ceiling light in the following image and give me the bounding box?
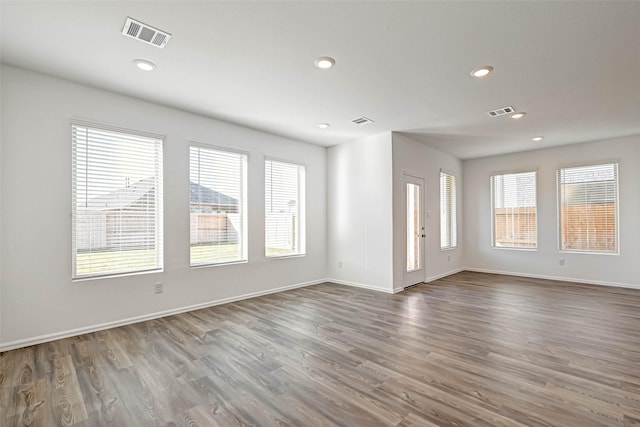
[318,123,330,129]
[531,136,544,142]
[314,57,335,69]
[510,112,526,119]
[470,66,493,78]
[133,59,156,71]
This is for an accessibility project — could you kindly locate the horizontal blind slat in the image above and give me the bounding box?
[189,145,247,266]
[491,171,537,249]
[558,163,618,253]
[440,172,457,249]
[72,123,163,279]
[265,160,305,257]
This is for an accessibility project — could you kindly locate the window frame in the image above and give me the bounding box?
[490,169,538,250]
[264,157,306,259]
[439,170,457,250]
[557,161,620,255]
[188,142,249,267]
[71,120,164,280]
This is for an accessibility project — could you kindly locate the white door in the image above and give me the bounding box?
[403,174,425,287]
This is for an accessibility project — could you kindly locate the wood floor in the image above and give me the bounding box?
[2,272,640,427]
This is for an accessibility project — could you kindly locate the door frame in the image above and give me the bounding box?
[402,172,426,287]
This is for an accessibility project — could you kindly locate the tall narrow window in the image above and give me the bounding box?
[72,122,163,279]
[189,145,247,266]
[406,182,422,271]
[491,171,537,249]
[440,171,457,249]
[558,163,619,253]
[265,159,305,257]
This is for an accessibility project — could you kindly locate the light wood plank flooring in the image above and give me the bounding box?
[2,271,640,426]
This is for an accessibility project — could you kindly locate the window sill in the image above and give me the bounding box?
[190,260,248,269]
[266,254,306,260]
[491,246,538,252]
[559,250,619,256]
[72,268,163,282]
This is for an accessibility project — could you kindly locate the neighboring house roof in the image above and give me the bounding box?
[86,178,238,210]
[190,182,237,207]
[88,177,157,210]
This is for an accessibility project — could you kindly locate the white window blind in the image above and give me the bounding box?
[72,122,163,279]
[265,159,305,257]
[491,171,537,249]
[189,145,247,266]
[558,163,618,253]
[440,171,457,249]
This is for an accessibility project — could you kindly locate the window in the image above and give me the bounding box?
[72,122,163,279]
[557,163,619,253]
[189,145,247,266]
[440,171,457,249]
[406,180,422,271]
[491,171,537,249]
[265,159,305,257]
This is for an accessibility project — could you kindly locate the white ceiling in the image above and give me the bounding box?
[2,1,639,160]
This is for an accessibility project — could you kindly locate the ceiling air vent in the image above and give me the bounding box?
[487,106,515,117]
[122,17,171,48]
[351,116,375,125]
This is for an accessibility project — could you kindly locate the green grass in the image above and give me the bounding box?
[265,247,298,257]
[76,248,158,276]
[76,243,299,276]
[190,243,239,264]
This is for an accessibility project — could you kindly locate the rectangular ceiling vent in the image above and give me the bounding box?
[122,17,171,48]
[487,106,515,117]
[351,116,375,125]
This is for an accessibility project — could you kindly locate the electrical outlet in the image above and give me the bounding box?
[338,261,343,268]
[154,282,163,294]
[447,255,451,262]
[559,258,565,266]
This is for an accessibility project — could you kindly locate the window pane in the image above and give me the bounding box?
[491,171,537,248]
[406,182,421,271]
[440,172,457,249]
[189,145,247,265]
[72,123,163,278]
[265,160,305,257]
[558,163,618,253]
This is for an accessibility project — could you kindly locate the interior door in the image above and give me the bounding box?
[403,174,425,287]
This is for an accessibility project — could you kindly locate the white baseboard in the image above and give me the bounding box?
[395,268,464,293]
[325,278,396,294]
[464,267,640,290]
[340,268,464,294]
[425,268,465,283]
[0,279,325,352]
[6,269,635,352]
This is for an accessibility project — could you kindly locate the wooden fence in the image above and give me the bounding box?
[494,204,616,251]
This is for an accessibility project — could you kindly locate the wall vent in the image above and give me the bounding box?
[122,17,171,48]
[351,116,375,125]
[487,106,515,117]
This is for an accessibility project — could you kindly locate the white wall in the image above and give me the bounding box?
[326,133,394,292]
[464,136,640,289]
[0,64,3,345]
[5,64,638,351]
[392,133,464,290]
[0,65,327,349]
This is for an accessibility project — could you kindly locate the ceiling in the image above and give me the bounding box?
[2,1,639,160]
